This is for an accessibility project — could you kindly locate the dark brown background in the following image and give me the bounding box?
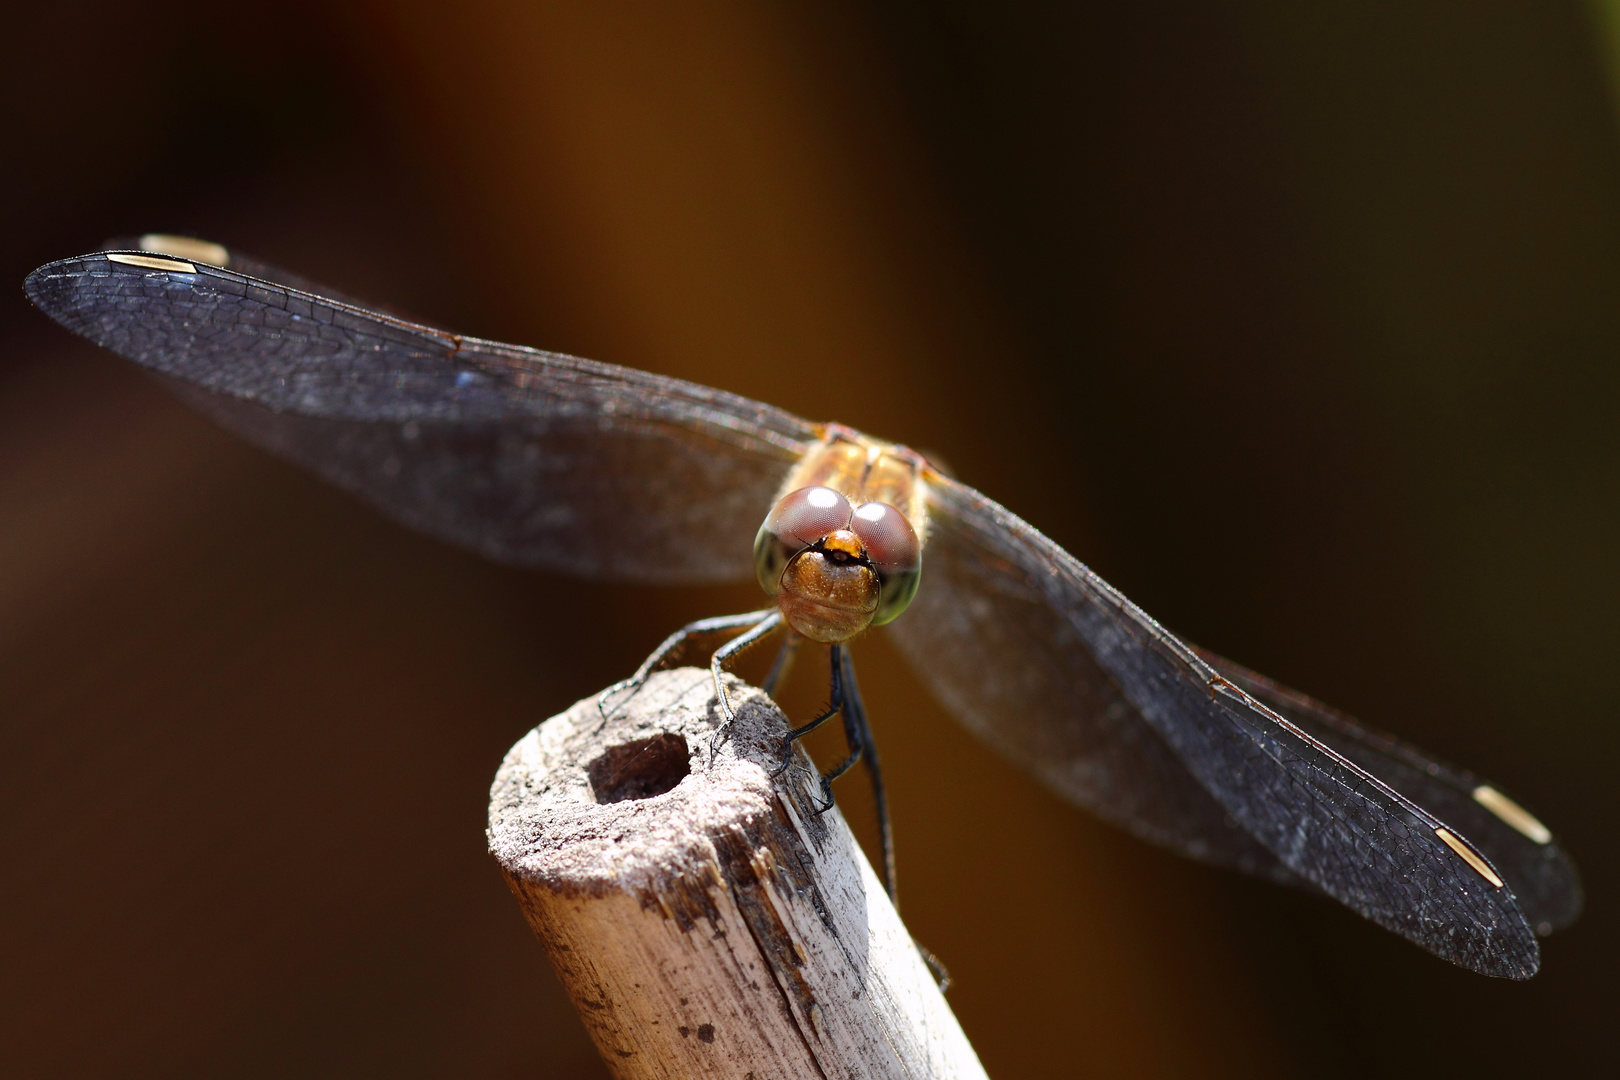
[2,2,1615,1076]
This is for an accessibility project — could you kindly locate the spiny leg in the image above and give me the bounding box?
[836,647,895,905]
[759,644,890,896]
[708,610,785,754]
[598,609,775,729]
[837,648,949,991]
[807,648,872,815]
[770,643,846,780]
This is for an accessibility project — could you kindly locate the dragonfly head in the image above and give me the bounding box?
[754,486,921,643]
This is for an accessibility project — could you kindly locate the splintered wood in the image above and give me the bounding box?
[488,667,986,1080]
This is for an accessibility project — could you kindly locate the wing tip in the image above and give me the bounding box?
[22,253,121,329]
[1499,948,1542,981]
[21,255,83,320]
[21,256,69,299]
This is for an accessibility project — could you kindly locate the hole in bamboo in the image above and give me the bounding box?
[588,733,691,803]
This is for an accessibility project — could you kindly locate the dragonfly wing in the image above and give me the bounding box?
[25,251,817,582]
[889,485,1296,883]
[1198,652,1582,935]
[889,473,1547,978]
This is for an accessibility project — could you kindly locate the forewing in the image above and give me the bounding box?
[887,474,1544,978]
[1198,653,1582,935]
[24,252,818,582]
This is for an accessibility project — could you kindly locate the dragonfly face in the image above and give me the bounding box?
[21,235,1583,981]
[753,484,922,642]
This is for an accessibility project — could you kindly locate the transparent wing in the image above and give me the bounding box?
[24,251,818,582]
[26,247,1577,976]
[889,473,1564,978]
[889,486,1296,883]
[1198,652,1582,935]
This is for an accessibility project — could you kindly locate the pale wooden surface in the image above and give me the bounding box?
[488,667,988,1080]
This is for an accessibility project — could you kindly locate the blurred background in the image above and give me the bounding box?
[2,2,1616,1076]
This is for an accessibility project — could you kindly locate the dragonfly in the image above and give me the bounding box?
[24,235,1582,981]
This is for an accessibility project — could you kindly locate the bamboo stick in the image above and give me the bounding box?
[488,666,988,1079]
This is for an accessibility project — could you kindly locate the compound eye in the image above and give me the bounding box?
[850,502,921,626]
[754,487,853,596]
[765,486,853,544]
[849,502,918,572]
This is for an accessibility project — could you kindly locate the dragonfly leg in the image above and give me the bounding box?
[832,649,946,989]
[707,610,785,755]
[598,609,776,730]
[807,651,871,816]
[836,647,898,906]
[771,643,846,783]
